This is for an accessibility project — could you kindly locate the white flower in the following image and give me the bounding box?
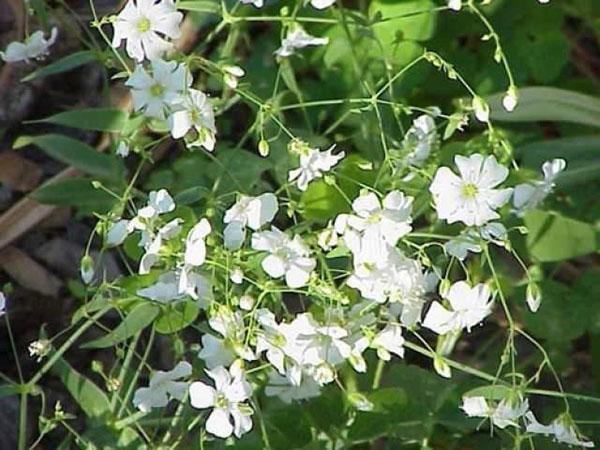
[224,193,278,250]
[189,365,253,439]
[526,412,594,448]
[184,218,211,266]
[0,292,5,315]
[447,0,462,11]
[138,188,176,219]
[251,227,316,288]
[288,145,345,191]
[106,219,131,246]
[311,0,336,9]
[430,154,512,226]
[513,158,566,216]
[265,371,321,403]
[230,267,244,284]
[336,190,413,253]
[462,396,529,429]
[168,89,217,151]
[444,222,507,261]
[116,141,130,157]
[177,268,214,306]
[297,320,352,370]
[502,86,519,112]
[403,114,439,166]
[275,26,329,58]
[198,334,236,369]
[111,0,183,62]
[538,0,550,4]
[423,281,492,334]
[125,59,192,120]
[472,96,490,123]
[1,28,58,63]
[133,361,192,412]
[372,324,405,361]
[29,339,51,362]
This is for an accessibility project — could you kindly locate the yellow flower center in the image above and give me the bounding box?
[137,17,151,33]
[150,83,165,97]
[461,183,478,199]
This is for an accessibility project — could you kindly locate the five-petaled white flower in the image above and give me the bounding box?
[251,227,316,288]
[430,154,512,226]
[133,361,192,412]
[189,365,253,439]
[126,59,191,120]
[288,145,345,191]
[112,0,183,62]
[1,28,58,63]
[168,89,217,151]
[423,281,493,335]
[513,158,566,216]
[275,26,329,58]
[224,193,278,250]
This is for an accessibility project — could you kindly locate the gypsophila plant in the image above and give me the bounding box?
[3,0,600,448]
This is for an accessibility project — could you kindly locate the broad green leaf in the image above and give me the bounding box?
[155,301,200,334]
[50,356,111,419]
[463,385,512,401]
[33,108,128,132]
[524,210,598,262]
[518,136,600,187]
[32,178,118,212]
[266,405,312,450]
[81,303,159,349]
[176,0,219,13]
[523,279,592,342]
[14,134,124,181]
[22,50,96,82]
[369,0,437,43]
[488,87,600,128]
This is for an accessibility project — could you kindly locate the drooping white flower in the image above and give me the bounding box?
[265,371,321,403]
[423,281,493,335]
[111,0,183,62]
[472,96,490,123]
[288,145,345,191]
[184,218,211,266]
[275,26,329,58]
[502,86,519,112]
[125,59,192,120]
[251,227,316,288]
[311,0,336,9]
[372,324,405,361]
[168,89,217,151]
[1,28,58,63]
[462,396,529,429]
[525,412,594,448]
[403,113,439,166]
[513,158,566,216]
[133,361,192,412]
[224,193,278,250]
[447,0,462,11]
[444,222,507,261]
[190,365,253,439]
[430,154,513,226]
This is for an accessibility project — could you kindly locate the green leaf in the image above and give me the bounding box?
[266,405,312,450]
[518,136,600,187]
[369,0,437,43]
[50,356,111,419]
[22,50,96,82]
[176,0,219,13]
[488,87,600,128]
[524,210,598,262]
[14,134,124,181]
[204,147,272,195]
[463,385,512,401]
[32,178,118,212]
[33,108,128,132]
[155,301,200,334]
[81,303,160,349]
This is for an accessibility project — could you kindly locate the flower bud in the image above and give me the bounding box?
[347,392,374,412]
[502,86,519,112]
[80,255,94,285]
[526,282,542,312]
[433,355,452,378]
[472,95,490,123]
[258,139,270,157]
